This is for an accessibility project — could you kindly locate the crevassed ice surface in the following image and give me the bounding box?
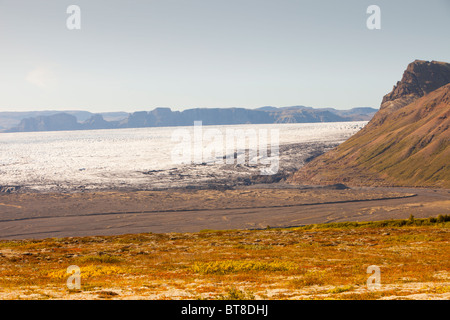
[0,122,367,190]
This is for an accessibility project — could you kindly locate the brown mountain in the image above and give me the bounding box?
[380,60,450,113]
[289,60,450,188]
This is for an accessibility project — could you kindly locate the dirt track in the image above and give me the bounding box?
[0,187,449,239]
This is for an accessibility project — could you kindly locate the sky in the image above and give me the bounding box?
[0,0,449,112]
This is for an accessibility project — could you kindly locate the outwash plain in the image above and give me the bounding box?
[0,186,449,300]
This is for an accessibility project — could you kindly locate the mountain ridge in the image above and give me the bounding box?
[289,60,450,188]
[3,106,377,133]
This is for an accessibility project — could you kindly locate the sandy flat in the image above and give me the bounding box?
[0,186,448,240]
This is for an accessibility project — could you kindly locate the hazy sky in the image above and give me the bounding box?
[0,0,449,112]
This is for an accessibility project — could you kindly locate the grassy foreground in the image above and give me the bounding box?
[0,216,449,300]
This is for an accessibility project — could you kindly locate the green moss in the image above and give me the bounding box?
[292,215,450,231]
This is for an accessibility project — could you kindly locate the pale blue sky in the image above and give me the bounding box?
[0,0,449,112]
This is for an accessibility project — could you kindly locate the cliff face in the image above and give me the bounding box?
[290,60,450,188]
[81,114,116,130]
[379,60,450,114]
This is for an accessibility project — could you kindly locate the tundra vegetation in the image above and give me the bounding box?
[0,215,449,300]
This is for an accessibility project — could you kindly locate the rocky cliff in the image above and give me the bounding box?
[381,60,450,110]
[289,60,450,188]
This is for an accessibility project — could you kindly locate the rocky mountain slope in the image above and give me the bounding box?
[380,60,450,114]
[290,60,450,188]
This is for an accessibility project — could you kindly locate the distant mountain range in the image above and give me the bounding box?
[0,111,129,131]
[290,60,450,188]
[1,106,377,133]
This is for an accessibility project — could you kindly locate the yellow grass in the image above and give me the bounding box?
[47,265,125,279]
[0,217,449,300]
